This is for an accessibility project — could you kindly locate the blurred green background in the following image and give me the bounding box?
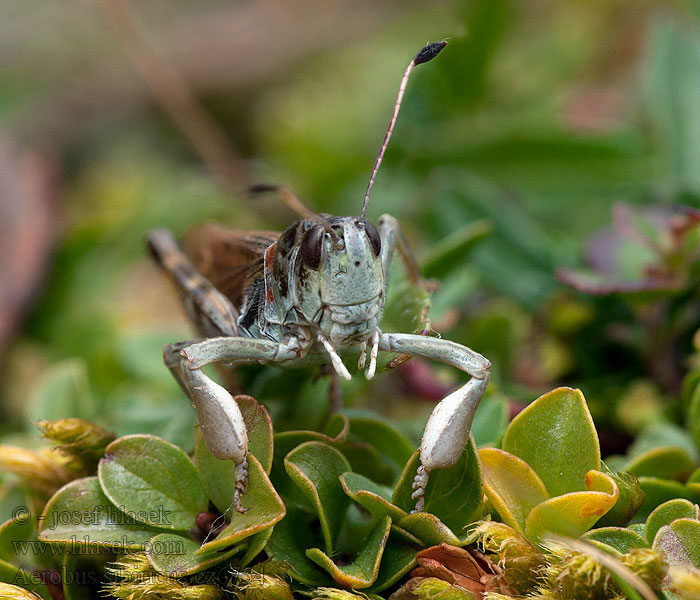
[3,0,700,457]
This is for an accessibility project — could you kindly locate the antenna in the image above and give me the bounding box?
[360,40,447,219]
[247,184,340,245]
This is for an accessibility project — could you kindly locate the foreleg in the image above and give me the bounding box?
[166,337,297,512]
[378,333,490,512]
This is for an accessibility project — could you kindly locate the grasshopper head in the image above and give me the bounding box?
[288,216,384,346]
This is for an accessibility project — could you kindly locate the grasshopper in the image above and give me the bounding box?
[147,41,490,514]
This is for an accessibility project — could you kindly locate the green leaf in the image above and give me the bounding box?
[238,395,274,473]
[625,446,697,482]
[27,360,95,425]
[581,527,649,553]
[98,434,207,531]
[306,516,391,589]
[636,477,700,522]
[39,476,159,548]
[342,411,415,474]
[393,437,482,534]
[689,383,700,456]
[524,470,619,542]
[396,513,463,547]
[595,468,645,528]
[471,393,508,448]
[421,219,493,279]
[646,499,699,545]
[503,387,600,497]
[368,540,420,593]
[340,472,407,522]
[271,427,348,508]
[239,526,274,567]
[653,518,700,568]
[284,442,351,555]
[147,532,242,576]
[381,280,431,334]
[265,508,329,586]
[0,516,53,599]
[198,454,285,552]
[478,447,549,533]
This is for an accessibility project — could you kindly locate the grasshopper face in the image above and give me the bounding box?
[278,215,384,348]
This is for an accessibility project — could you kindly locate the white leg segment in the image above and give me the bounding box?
[378,332,490,512]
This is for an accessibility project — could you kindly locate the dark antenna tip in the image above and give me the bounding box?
[246,183,280,195]
[359,40,447,219]
[413,40,448,66]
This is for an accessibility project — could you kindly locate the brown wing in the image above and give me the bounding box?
[183,222,279,308]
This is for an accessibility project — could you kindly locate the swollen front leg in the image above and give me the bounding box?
[412,374,490,512]
[165,342,250,513]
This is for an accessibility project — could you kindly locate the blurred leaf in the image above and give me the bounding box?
[27,360,95,425]
[643,18,700,195]
[503,387,600,497]
[635,477,700,522]
[624,446,697,482]
[98,434,207,531]
[421,219,492,279]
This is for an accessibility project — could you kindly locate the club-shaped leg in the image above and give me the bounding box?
[165,337,297,512]
[378,333,490,512]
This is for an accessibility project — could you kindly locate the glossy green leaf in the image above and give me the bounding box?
[625,446,697,481]
[503,387,600,497]
[194,397,273,514]
[284,441,351,554]
[198,454,285,552]
[646,499,699,545]
[147,532,242,576]
[525,470,619,542]
[265,508,329,586]
[38,476,159,548]
[340,472,407,522]
[581,527,649,553]
[393,437,482,534]
[98,434,207,530]
[478,447,549,533]
[306,516,391,589]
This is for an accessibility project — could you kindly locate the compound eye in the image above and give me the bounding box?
[300,226,324,270]
[364,221,381,257]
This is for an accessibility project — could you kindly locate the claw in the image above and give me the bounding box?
[365,329,379,380]
[318,334,351,380]
[357,342,367,370]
